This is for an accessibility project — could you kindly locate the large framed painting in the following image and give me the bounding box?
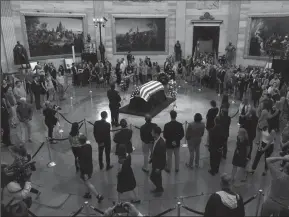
[112,15,168,54]
[20,13,87,59]
[244,14,289,60]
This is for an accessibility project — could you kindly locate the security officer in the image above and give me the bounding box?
[107,83,121,127]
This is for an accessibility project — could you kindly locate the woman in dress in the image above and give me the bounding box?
[114,119,133,157]
[117,144,140,203]
[231,128,250,183]
[68,122,82,172]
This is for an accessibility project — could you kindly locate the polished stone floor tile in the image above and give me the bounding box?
[1,85,275,216]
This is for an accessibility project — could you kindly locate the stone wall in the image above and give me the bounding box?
[236,1,289,66]
[103,0,176,64]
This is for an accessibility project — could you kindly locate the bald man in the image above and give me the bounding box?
[140,114,157,172]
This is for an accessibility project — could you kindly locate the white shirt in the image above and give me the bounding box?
[120,62,126,73]
[57,75,65,85]
[13,86,26,99]
[152,136,161,154]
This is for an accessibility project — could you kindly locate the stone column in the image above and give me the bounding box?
[175,1,186,58]
[93,0,105,60]
[227,1,241,48]
[1,0,18,73]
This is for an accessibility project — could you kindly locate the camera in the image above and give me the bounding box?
[112,203,129,216]
[52,104,62,111]
[2,161,36,188]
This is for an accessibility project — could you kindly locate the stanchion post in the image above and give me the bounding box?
[46,138,56,168]
[177,202,181,217]
[84,118,88,137]
[218,83,221,97]
[255,189,263,217]
[232,86,236,104]
[84,201,89,216]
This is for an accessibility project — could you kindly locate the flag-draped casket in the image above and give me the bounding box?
[128,81,167,113]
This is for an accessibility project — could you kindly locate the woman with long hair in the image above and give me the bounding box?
[68,122,81,172]
[231,128,250,183]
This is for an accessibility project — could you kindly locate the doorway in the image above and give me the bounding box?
[192,26,220,57]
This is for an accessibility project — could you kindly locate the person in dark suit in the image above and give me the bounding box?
[163,110,184,173]
[150,126,166,194]
[71,63,78,86]
[209,117,225,176]
[93,111,113,171]
[206,100,219,146]
[218,108,231,159]
[114,119,133,156]
[107,83,121,127]
[140,114,157,173]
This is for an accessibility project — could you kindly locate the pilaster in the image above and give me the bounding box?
[175,1,186,57]
[1,0,18,72]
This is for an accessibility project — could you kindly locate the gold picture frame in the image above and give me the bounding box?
[111,14,170,55]
[20,12,88,60]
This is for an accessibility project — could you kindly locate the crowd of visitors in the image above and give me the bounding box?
[1,51,289,217]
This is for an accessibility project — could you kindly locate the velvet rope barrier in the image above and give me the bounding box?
[58,113,73,124]
[244,193,258,206]
[152,207,176,217]
[181,205,205,216]
[53,138,69,141]
[78,122,84,130]
[70,205,84,217]
[28,210,38,217]
[31,142,46,159]
[87,120,122,132]
[89,205,105,215]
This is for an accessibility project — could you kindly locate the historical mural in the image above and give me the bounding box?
[24,16,84,57]
[114,17,166,53]
[248,16,289,58]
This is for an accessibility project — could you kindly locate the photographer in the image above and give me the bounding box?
[43,101,59,144]
[103,202,143,217]
[261,155,289,217]
[4,146,41,198]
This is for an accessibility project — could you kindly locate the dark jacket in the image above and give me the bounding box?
[206,107,219,130]
[79,144,93,175]
[243,115,258,141]
[150,137,166,170]
[163,120,184,149]
[107,89,121,108]
[114,128,133,154]
[93,120,111,146]
[209,124,226,152]
[43,107,57,126]
[140,122,157,144]
[218,113,231,138]
[204,189,245,217]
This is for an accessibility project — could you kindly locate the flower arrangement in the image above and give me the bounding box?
[168,79,178,99]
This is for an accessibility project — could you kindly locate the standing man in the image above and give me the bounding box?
[115,59,121,85]
[163,110,184,173]
[99,43,105,63]
[127,51,133,64]
[93,111,113,171]
[204,173,245,217]
[218,108,231,159]
[208,117,225,176]
[174,41,182,62]
[107,83,121,127]
[1,96,12,147]
[71,63,78,86]
[140,114,157,173]
[150,126,166,194]
[16,98,33,143]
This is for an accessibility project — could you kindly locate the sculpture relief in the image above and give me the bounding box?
[196,0,219,10]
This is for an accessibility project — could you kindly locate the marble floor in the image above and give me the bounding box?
[1,83,274,216]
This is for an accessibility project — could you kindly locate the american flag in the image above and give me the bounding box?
[130,81,164,102]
